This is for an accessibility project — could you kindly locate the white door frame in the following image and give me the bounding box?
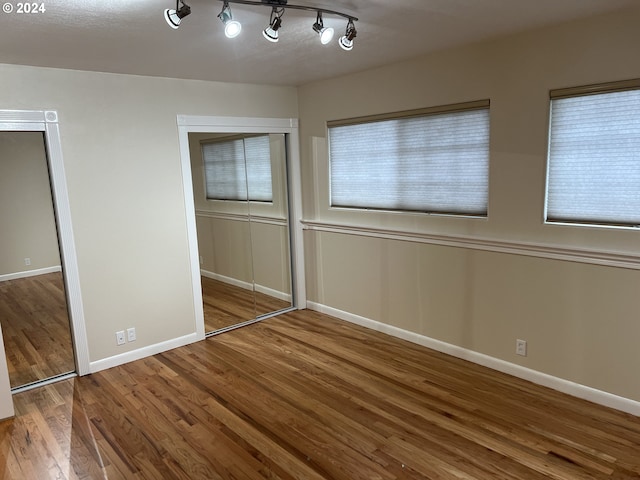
[177,115,306,339]
[0,110,90,377]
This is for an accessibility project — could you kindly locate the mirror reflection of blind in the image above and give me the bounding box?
[329,108,490,215]
[203,135,273,202]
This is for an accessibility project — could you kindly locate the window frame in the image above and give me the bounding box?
[327,99,491,218]
[545,78,640,229]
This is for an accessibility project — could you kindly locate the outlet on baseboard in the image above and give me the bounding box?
[516,339,527,356]
[116,330,126,346]
[127,327,136,342]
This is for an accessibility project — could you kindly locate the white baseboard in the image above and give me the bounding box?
[254,284,292,302]
[89,332,202,374]
[202,269,291,302]
[201,269,253,291]
[0,266,62,282]
[307,301,640,417]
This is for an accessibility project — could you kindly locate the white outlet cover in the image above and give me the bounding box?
[516,339,527,356]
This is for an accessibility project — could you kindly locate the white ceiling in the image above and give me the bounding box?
[0,0,638,86]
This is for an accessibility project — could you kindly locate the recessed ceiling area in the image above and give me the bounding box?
[0,0,638,86]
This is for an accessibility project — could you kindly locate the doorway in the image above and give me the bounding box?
[177,115,306,338]
[0,109,89,396]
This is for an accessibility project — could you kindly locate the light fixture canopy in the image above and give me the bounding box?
[339,18,357,51]
[164,0,191,29]
[312,12,334,45]
[263,7,283,42]
[218,1,242,38]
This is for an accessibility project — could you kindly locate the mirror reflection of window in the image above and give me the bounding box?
[202,135,273,203]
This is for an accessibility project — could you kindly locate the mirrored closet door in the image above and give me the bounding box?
[0,131,76,389]
[188,131,293,334]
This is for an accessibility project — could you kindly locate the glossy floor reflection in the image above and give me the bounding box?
[0,378,107,479]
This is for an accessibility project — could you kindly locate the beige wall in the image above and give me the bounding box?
[250,221,291,297]
[0,63,298,366]
[0,132,61,276]
[298,8,640,402]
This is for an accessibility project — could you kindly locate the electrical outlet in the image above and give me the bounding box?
[116,330,126,346]
[516,339,527,356]
[24,258,31,266]
[127,327,136,342]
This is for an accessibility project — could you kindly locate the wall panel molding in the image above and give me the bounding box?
[196,210,287,226]
[302,221,640,270]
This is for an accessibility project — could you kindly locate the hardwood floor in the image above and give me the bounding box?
[0,272,75,388]
[2,309,640,479]
[202,276,291,333]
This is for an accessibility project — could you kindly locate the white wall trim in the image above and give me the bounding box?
[201,269,291,302]
[89,333,200,374]
[201,269,253,291]
[0,266,62,282]
[303,220,640,270]
[0,110,90,408]
[307,301,640,417]
[196,209,287,226]
[255,284,291,302]
[44,113,91,376]
[176,114,307,348]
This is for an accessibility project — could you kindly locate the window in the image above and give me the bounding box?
[202,135,273,202]
[546,81,640,227]
[328,101,490,216]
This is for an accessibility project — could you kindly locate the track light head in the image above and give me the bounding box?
[164,0,191,29]
[263,7,283,42]
[170,1,359,49]
[218,1,242,38]
[312,11,334,45]
[339,18,357,51]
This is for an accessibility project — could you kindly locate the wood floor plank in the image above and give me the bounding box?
[0,273,75,388]
[195,325,577,479]
[2,308,640,479]
[202,276,291,333]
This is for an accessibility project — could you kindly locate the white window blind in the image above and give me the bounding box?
[328,106,490,215]
[547,88,640,226]
[203,135,273,202]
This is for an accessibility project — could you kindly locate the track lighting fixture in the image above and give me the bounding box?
[339,18,357,51]
[164,0,358,50]
[164,0,191,29]
[312,12,334,45]
[218,1,242,38]
[263,7,284,42]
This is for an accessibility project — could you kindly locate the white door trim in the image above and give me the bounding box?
[0,110,90,411]
[176,115,306,339]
